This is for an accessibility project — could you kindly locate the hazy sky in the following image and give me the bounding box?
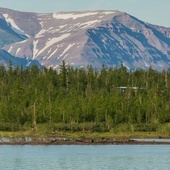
[0,0,170,27]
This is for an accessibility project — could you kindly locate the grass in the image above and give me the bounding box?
[0,123,170,139]
[0,130,168,140]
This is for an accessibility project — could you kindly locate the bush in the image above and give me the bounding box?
[0,123,22,132]
[157,123,170,136]
[134,124,158,132]
[47,122,107,132]
[111,124,134,133]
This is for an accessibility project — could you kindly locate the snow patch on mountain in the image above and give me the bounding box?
[32,40,39,59]
[61,43,75,56]
[2,13,29,38]
[102,11,115,15]
[2,13,20,30]
[53,12,99,20]
[82,20,101,28]
[8,46,13,53]
[59,24,68,29]
[16,48,21,55]
[36,29,46,38]
[16,39,27,44]
[37,33,71,57]
[47,48,58,60]
[54,65,59,69]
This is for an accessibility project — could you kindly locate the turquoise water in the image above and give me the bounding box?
[0,145,169,170]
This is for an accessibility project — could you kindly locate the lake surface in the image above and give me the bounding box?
[0,145,169,170]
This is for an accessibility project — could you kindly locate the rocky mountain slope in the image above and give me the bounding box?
[0,49,41,68]
[0,7,170,70]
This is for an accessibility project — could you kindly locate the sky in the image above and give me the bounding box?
[0,0,170,27]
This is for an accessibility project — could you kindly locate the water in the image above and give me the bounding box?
[0,145,169,170]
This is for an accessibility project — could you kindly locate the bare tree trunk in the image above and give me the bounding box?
[32,102,36,130]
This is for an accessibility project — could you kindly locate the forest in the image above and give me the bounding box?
[0,61,170,134]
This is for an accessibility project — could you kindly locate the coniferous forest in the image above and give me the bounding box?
[0,61,170,134]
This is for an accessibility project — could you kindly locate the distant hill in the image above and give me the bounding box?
[0,7,170,70]
[0,49,41,68]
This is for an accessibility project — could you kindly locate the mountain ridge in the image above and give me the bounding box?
[0,7,170,70]
[0,49,41,68]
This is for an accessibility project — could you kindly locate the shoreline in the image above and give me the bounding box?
[0,138,170,145]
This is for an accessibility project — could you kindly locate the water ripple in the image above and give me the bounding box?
[0,145,169,170]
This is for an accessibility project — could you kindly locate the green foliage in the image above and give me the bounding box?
[157,123,170,136]
[48,122,107,133]
[0,62,169,133]
[111,124,134,133]
[0,123,24,132]
[133,124,158,132]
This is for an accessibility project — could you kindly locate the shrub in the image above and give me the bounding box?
[157,123,170,136]
[47,122,107,132]
[111,124,134,133]
[134,124,158,132]
[0,123,22,132]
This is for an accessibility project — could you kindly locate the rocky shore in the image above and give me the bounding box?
[0,137,170,145]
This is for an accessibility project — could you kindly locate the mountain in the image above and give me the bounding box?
[0,7,170,70]
[0,49,42,68]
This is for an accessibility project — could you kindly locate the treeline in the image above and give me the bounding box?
[0,61,170,132]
